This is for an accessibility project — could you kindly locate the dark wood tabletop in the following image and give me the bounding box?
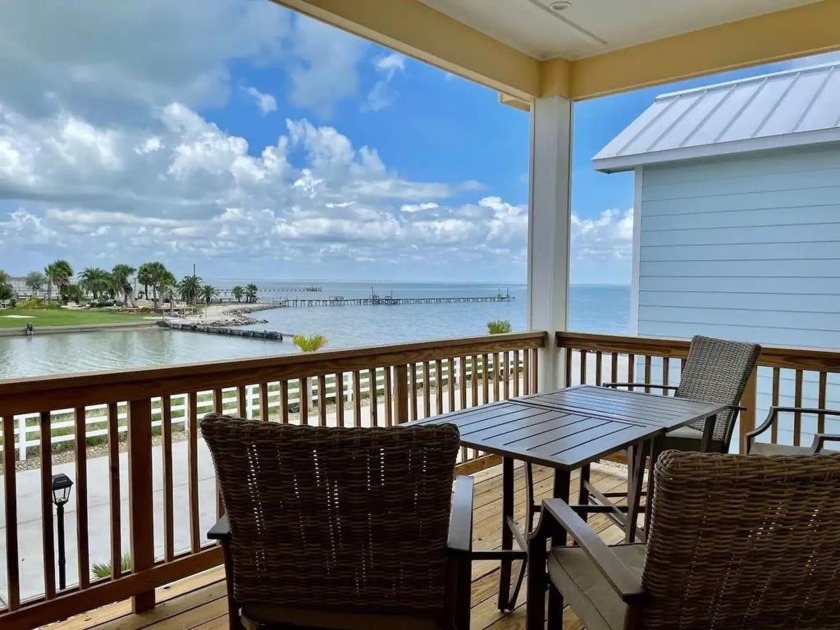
[517,385,728,431]
[416,385,728,470]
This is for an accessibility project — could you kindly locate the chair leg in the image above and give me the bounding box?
[547,581,564,630]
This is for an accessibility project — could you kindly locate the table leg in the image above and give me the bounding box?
[553,468,570,544]
[578,463,591,521]
[625,441,648,543]
[497,457,514,611]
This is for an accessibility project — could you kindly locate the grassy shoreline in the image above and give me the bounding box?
[0,308,156,330]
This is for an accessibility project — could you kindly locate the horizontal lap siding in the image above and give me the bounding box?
[636,146,840,451]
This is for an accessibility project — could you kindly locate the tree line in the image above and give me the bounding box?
[0,260,260,308]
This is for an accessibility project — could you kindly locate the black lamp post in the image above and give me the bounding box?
[51,473,73,590]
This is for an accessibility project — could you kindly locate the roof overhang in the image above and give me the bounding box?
[270,0,840,104]
[593,129,840,173]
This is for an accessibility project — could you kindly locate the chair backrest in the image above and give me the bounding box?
[677,335,761,445]
[640,450,840,629]
[200,416,461,619]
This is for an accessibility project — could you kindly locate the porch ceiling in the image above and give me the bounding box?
[273,0,840,101]
[416,0,820,61]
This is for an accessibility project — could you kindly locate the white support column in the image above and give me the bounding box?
[527,96,572,392]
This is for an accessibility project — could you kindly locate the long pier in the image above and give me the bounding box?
[276,294,515,308]
[157,320,287,341]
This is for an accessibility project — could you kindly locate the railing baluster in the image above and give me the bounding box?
[213,389,223,414]
[318,375,328,426]
[260,383,270,421]
[662,357,670,391]
[299,378,309,425]
[369,369,379,427]
[353,371,362,427]
[771,368,781,443]
[187,392,200,553]
[564,347,572,388]
[503,351,511,399]
[394,364,409,424]
[460,357,468,410]
[611,353,618,383]
[3,415,20,610]
[74,406,90,590]
[531,348,539,392]
[383,369,392,427]
[421,362,430,419]
[512,350,520,397]
[470,355,479,405]
[794,370,803,446]
[435,360,444,414]
[237,385,247,418]
[448,358,457,411]
[161,396,175,562]
[128,398,155,612]
[644,355,652,393]
[410,363,419,420]
[523,352,531,395]
[482,354,490,404]
[493,352,501,401]
[595,351,603,387]
[819,372,828,433]
[281,380,290,424]
[580,349,587,385]
[628,354,636,390]
[107,403,121,581]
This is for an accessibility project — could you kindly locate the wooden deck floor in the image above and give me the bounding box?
[53,461,630,630]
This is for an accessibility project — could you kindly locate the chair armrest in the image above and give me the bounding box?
[812,433,840,453]
[208,514,230,541]
[746,407,840,453]
[447,475,474,553]
[540,499,645,602]
[604,382,678,393]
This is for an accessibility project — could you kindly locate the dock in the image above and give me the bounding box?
[277,294,515,307]
[157,320,286,341]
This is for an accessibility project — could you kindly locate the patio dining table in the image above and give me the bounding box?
[413,384,727,611]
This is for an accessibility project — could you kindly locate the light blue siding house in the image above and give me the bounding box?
[594,62,840,450]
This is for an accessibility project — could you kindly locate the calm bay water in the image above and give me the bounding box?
[0,283,629,378]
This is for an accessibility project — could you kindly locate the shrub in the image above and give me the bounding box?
[293,334,327,352]
[487,320,512,334]
[91,553,132,580]
[19,298,59,310]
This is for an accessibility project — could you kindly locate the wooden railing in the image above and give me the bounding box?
[0,332,545,629]
[556,331,840,453]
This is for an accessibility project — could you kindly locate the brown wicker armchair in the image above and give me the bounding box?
[607,335,762,453]
[746,406,840,454]
[201,415,472,630]
[527,450,840,630]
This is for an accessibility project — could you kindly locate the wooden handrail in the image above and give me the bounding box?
[0,331,546,416]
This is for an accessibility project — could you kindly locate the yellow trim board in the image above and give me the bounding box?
[569,0,840,99]
[270,0,542,100]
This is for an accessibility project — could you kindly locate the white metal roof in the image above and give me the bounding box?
[593,62,840,173]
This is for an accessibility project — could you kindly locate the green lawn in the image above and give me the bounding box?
[0,308,155,329]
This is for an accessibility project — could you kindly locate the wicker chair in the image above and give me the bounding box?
[747,406,840,454]
[608,335,762,453]
[527,450,840,630]
[201,415,472,630]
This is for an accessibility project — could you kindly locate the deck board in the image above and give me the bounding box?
[53,462,629,630]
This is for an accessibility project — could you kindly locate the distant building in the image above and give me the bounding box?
[595,61,840,447]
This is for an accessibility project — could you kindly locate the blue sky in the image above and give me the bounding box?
[0,1,837,285]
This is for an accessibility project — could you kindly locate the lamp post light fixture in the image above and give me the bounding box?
[51,473,73,590]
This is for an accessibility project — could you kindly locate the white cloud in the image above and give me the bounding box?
[288,16,368,118]
[401,202,439,213]
[243,86,278,115]
[571,208,634,260]
[364,53,407,112]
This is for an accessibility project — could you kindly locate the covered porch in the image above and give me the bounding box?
[3,0,840,628]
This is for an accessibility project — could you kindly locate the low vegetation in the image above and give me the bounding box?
[487,320,512,334]
[0,309,150,329]
[293,334,327,352]
[91,553,132,580]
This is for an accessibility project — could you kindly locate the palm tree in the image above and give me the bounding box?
[201,285,218,305]
[293,334,327,352]
[245,283,258,304]
[232,285,244,303]
[25,271,46,297]
[158,270,177,310]
[110,264,136,305]
[136,263,153,300]
[0,270,12,302]
[177,274,203,306]
[78,268,113,302]
[45,259,73,303]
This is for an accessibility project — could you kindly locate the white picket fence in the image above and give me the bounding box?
[7,358,506,461]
